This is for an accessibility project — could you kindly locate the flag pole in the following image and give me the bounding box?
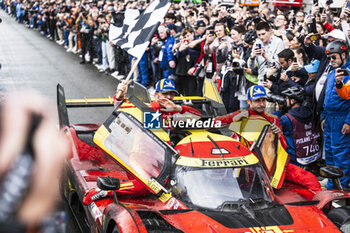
[115,51,144,99]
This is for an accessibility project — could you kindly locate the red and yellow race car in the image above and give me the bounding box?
[58,82,350,233]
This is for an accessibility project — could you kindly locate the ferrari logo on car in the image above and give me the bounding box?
[211,148,230,155]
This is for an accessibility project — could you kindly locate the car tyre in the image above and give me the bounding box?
[327,206,350,232]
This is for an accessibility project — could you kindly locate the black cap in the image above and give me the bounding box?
[167,23,177,32]
[195,20,206,29]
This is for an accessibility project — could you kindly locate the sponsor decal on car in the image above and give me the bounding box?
[176,153,259,168]
[143,111,221,129]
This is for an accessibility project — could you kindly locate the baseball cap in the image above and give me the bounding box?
[304,60,320,74]
[155,79,179,94]
[167,23,177,32]
[324,29,346,41]
[247,85,267,100]
[195,20,206,29]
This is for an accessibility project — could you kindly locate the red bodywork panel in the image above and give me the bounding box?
[63,124,342,233]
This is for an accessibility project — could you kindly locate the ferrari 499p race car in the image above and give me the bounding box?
[58,81,350,233]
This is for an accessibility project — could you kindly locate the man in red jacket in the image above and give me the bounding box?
[215,85,321,192]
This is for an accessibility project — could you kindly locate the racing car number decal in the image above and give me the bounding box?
[176,153,259,168]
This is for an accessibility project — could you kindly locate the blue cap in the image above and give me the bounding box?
[303,60,320,74]
[247,85,267,100]
[155,79,179,94]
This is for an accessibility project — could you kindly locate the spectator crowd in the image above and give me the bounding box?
[2,0,350,189]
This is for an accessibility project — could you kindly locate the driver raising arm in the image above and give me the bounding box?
[114,79,201,121]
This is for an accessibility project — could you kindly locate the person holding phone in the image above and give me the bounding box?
[248,22,285,85]
[322,40,350,190]
[336,68,350,99]
[205,22,233,83]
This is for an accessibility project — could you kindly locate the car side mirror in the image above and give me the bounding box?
[97,176,120,190]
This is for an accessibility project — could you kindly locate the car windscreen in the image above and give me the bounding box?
[103,113,166,180]
[172,165,273,210]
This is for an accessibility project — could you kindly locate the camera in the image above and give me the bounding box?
[209,31,216,36]
[338,69,350,76]
[268,61,276,68]
[307,18,317,34]
[309,33,320,41]
[153,41,163,53]
[266,93,286,106]
[231,58,245,75]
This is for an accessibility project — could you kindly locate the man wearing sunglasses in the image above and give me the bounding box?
[323,40,350,190]
[304,29,347,125]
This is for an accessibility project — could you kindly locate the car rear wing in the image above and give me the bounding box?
[57,81,152,129]
[57,84,116,129]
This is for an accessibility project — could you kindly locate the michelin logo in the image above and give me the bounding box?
[143,111,161,129]
[163,80,175,89]
[253,87,265,95]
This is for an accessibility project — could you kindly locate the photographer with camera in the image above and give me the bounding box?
[263,49,307,97]
[274,86,321,172]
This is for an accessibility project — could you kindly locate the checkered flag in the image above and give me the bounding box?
[109,0,171,59]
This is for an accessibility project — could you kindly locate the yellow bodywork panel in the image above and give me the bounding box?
[229,117,289,189]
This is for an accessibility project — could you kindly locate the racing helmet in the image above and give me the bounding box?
[244,30,257,44]
[325,41,348,56]
[281,86,304,103]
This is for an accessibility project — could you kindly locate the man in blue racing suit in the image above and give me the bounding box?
[322,40,350,189]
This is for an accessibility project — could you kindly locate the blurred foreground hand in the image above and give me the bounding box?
[0,90,69,230]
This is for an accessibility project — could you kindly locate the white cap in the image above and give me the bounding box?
[324,29,346,41]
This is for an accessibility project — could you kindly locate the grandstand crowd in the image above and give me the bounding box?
[2,0,350,189]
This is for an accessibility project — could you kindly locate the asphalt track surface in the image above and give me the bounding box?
[0,10,118,124]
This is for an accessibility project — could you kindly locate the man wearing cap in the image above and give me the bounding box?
[215,85,283,136]
[215,85,321,192]
[114,79,201,121]
[303,60,320,108]
[194,20,206,39]
[322,40,350,190]
[167,23,178,37]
